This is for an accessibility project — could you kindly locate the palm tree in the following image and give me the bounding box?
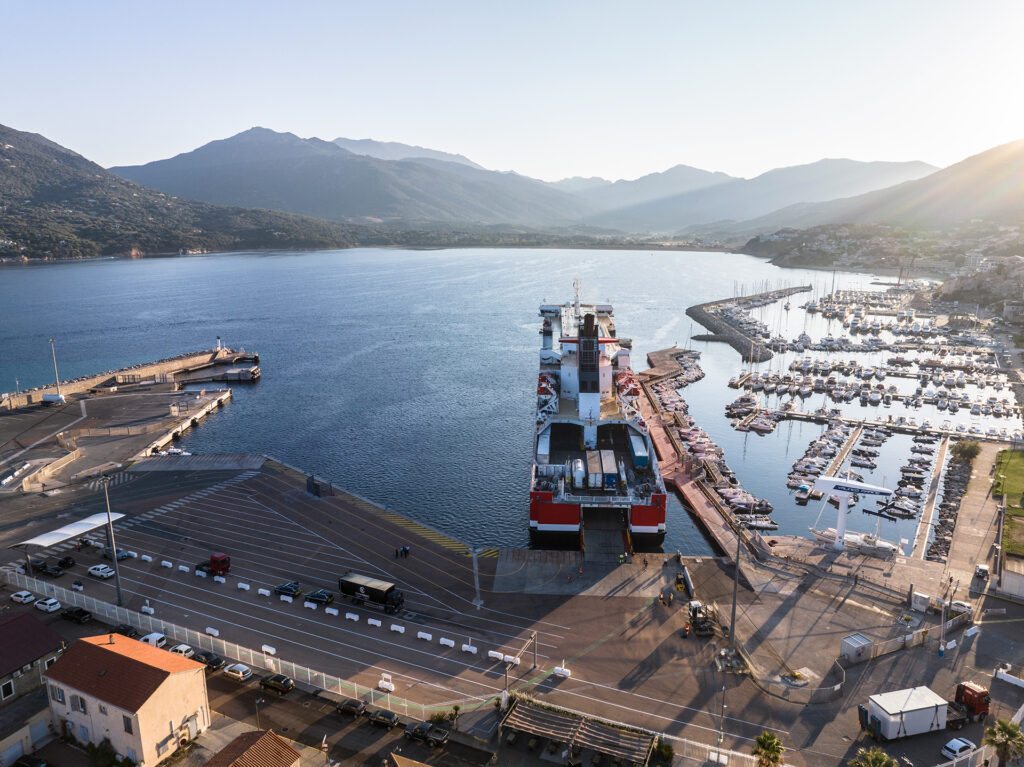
[984,718,1024,767]
[751,731,784,766]
[847,746,896,767]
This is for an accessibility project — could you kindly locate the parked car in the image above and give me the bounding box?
[11,590,35,604]
[14,756,50,767]
[139,632,167,648]
[224,664,253,682]
[337,699,367,717]
[169,644,195,658]
[304,588,334,605]
[368,710,401,729]
[193,650,225,669]
[34,597,61,613]
[404,721,450,747]
[27,557,47,573]
[102,546,129,561]
[88,564,116,579]
[60,606,92,624]
[259,674,295,695]
[57,556,76,569]
[41,564,65,578]
[941,738,976,760]
[114,624,139,638]
[274,581,302,597]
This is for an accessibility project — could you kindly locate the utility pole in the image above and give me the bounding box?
[102,478,124,606]
[48,338,61,397]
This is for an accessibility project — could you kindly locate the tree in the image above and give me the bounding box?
[951,439,981,463]
[847,746,896,767]
[751,730,784,766]
[984,718,1024,767]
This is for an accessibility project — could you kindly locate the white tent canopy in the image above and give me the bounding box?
[10,512,125,550]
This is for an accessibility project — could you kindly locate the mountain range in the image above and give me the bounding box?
[111,128,942,234]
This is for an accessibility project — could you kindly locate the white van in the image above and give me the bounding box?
[140,632,167,648]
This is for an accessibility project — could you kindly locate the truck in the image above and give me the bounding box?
[337,572,405,614]
[599,449,618,489]
[858,682,989,741]
[687,600,716,637]
[195,552,231,575]
[585,451,602,488]
[42,393,66,405]
[628,434,650,469]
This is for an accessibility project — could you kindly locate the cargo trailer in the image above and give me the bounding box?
[628,434,650,469]
[599,449,617,489]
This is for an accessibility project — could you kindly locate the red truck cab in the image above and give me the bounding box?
[209,552,230,575]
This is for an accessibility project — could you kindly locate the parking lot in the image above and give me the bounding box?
[5,461,1024,766]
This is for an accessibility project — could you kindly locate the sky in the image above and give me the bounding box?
[3,1,1024,181]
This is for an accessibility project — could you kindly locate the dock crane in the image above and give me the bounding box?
[812,475,893,551]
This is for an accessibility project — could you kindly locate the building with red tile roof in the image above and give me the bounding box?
[201,730,300,767]
[44,634,209,767]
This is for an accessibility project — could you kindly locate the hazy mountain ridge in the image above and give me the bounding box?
[332,137,483,168]
[596,158,939,233]
[577,164,737,211]
[112,128,593,227]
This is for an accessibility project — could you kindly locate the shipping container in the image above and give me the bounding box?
[628,435,650,469]
[536,428,551,463]
[864,687,947,740]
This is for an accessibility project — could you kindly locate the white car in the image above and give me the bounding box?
[88,564,116,579]
[35,597,61,613]
[169,644,194,658]
[941,738,976,760]
[223,663,252,682]
[11,590,35,604]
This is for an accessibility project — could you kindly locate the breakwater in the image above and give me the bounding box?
[686,285,812,362]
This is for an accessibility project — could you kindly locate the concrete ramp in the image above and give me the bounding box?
[492,549,677,598]
[128,454,266,472]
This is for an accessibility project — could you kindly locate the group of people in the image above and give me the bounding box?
[394,545,411,558]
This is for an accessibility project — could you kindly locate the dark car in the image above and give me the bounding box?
[305,588,334,605]
[404,721,450,746]
[259,674,295,695]
[368,710,401,729]
[114,624,139,638]
[102,546,129,561]
[57,556,76,569]
[27,557,47,573]
[193,650,225,669]
[14,756,50,767]
[274,581,302,597]
[60,606,92,624]
[338,698,367,717]
[41,564,65,578]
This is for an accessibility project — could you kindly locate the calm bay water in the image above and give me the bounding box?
[1,248,907,554]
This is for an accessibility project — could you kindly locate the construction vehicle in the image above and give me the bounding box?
[858,682,989,741]
[688,600,716,637]
[195,552,231,576]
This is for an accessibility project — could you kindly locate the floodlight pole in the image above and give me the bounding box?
[729,528,741,657]
[103,478,124,606]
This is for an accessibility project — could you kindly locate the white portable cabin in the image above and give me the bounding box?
[867,686,947,740]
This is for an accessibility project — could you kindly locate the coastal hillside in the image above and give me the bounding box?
[111,128,593,227]
[332,137,483,168]
[735,139,1024,233]
[0,123,375,260]
[596,158,938,233]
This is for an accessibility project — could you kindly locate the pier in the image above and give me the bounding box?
[912,436,949,558]
[687,285,812,363]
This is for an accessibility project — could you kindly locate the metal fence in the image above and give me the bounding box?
[3,570,451,719]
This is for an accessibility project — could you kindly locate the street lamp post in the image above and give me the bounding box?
[48,338,61,398]
[102,478,124,607]
[717,684,727,746]
[470,546,483,610]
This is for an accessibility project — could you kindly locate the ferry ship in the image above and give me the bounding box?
[529,283,667,547]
